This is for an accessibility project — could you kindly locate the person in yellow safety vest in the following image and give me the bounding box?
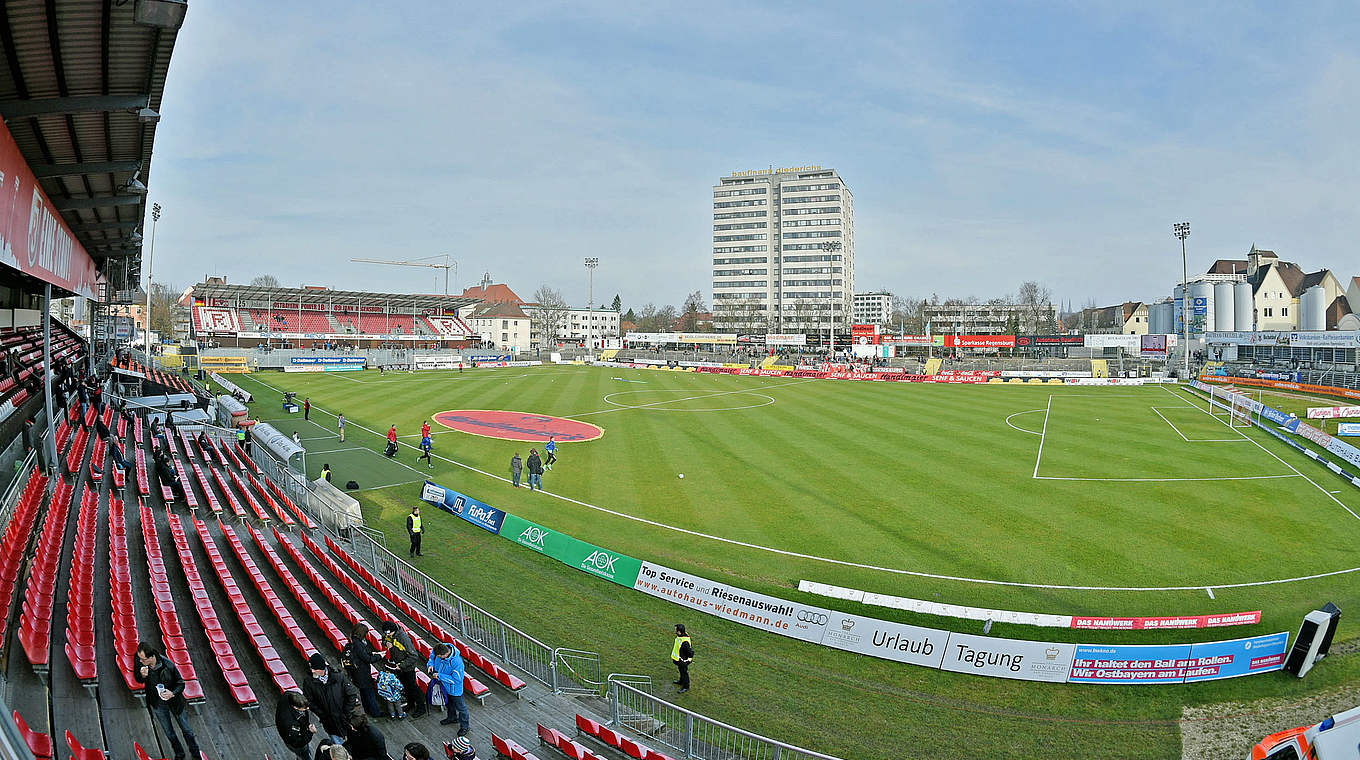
[406,506,424,558]
[321,463,332,483]
[671,624,693,693]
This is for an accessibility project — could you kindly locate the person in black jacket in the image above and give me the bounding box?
[275,691,316,760]
[133,642,202,760]
[526,449,543,491]
[344,623,383,718]
[303,653,362,742]
[342,713,388,760]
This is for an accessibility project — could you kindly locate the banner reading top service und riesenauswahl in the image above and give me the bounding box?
[419,480,1290,684]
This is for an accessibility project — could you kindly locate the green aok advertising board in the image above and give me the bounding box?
[498,513,642,587]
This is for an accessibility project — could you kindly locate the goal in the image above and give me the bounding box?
[1207,384,1254,428]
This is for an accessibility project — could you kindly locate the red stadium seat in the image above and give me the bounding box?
[12,710,52,759]
[575,714,602,738]
[65,730,106,760]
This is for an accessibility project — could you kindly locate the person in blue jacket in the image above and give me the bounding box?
[426,643,469,735]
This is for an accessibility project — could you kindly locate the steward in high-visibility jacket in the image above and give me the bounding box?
[671,624,694,693]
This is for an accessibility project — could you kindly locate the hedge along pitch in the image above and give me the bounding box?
[422,479,1291,684]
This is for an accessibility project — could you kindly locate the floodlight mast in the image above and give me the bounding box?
[585,257,599,355]
[1173,222,1191,380]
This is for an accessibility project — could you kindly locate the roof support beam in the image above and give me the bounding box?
[70,220,141,233]
[0,94,147,120]
[30,159,142,178]
[52,194,143,211]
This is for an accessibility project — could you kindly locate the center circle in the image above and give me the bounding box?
[433,410,603,442]
[603,389,777,412]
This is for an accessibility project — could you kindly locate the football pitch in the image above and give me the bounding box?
[227,365,1360,759]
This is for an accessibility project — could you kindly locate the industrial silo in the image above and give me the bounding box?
[1234,281,1253,330]
[1173,284,1186,334]
[1189,281,1215,334]
[1214,282,1236,332]
[1159,301,1175,334]
[1148,302,1166,334]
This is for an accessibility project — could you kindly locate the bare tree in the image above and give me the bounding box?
[148,282,180,337]
[249,274,280,288]
[890,296,927,334]
[678,291,709,332]
[531,285,570,348]
[1017,280,1055,334]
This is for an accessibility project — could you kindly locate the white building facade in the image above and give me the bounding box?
[853,292,893,326]
[524,306,620,349]
[711,166,854,340]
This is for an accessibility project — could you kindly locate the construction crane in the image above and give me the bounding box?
[351,254,457,295]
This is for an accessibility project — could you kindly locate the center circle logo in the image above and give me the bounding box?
[433,410,603,442]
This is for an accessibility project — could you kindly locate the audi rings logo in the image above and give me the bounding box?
[797,611,829,625]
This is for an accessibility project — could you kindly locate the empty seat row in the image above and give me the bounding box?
[265,477,315,530]
[189,460,223,515]
[227,467,270,521]
[245,525,345,650]
[166,513,258,710]
[217,523,320,664]
[574,715,676,760]
[200,434,227,468]
[12,709,52,759]
[135,448,151,497]
[304,534,485,702]
[193,518,298,693]
[108,496,144,692]
[246,469,293,526]
[492,732,542,760]
[64,425,90,476]
[64,486,100,687]
[0,468,49,644]
[88,436,108,483]
[538,724,607,760]
[170,454,198,510]
[209,466,249,520]
[17,479,74,671]
[273,529,387,658]
[234,442,262,476]
[138,501,206,703]
[317,534,522,694]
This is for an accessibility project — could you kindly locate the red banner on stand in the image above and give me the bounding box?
[0,116,101,298]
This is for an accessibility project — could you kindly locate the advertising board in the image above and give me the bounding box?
[819,612,949,668]
[1182,632,1289,682]
[499,513,641,586]
[944,335,1016,348]
[421,481,506,534]
[1084,334,1141,350]
[1071,612,1261,630]
[1014,335,1085,347]
[1308,406,1360,420]
[1340,423,1360,437]
[939,632,1075,683]
[413,353,463,370]
[290,356,366,365]
[1141,334,1168,356]
[1068,643,1193,684]
[633,561,830,645]
[764,334,807,346]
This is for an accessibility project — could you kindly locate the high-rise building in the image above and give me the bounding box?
[711,166,854,341]
[853,291,893,326]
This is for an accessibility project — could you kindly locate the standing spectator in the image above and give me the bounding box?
[322,463,333,484]
[133,641,203,760]
[381,621,426,718]
[671,624,694,693]
[509,452,522,488]
[426,643,469,734]
[544,437,557,471]
[406,506,424,557]
[303,653,362,743]
[526,449,543,491]
[243,424,253,455]
[375,669,405,719]
[337,413,346,442]
[417,434,434,468]
[304,397,312,421]
[402,744,431,760]
[275,691,317,760]
[314,738,351,760]
[345,623,382,718]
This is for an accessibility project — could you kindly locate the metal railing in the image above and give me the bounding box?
[0,449,36,538]
[345,527,578,691]
[607,680,844,760]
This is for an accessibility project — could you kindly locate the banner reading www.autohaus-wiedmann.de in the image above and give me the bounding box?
[498,513,643,587]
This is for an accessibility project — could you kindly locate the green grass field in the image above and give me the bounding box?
[227,365,1360,759]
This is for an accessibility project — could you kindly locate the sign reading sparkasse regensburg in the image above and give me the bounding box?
[729,165,824,177]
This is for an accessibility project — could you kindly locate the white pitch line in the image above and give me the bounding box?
[1168,385,1360,522]
[567,378,815,418]
[1032,394,1053,478]
[1035,474,1301,482]
[236,374,1360,592]
[1004,409,1045,436]
[1150,406,1191,442]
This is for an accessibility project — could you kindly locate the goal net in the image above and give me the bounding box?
[1207,385,1253,428]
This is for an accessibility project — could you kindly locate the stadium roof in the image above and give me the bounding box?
[0,0,187,294]
[192,281,481,310]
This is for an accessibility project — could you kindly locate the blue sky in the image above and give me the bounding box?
[147,1,1360,311]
